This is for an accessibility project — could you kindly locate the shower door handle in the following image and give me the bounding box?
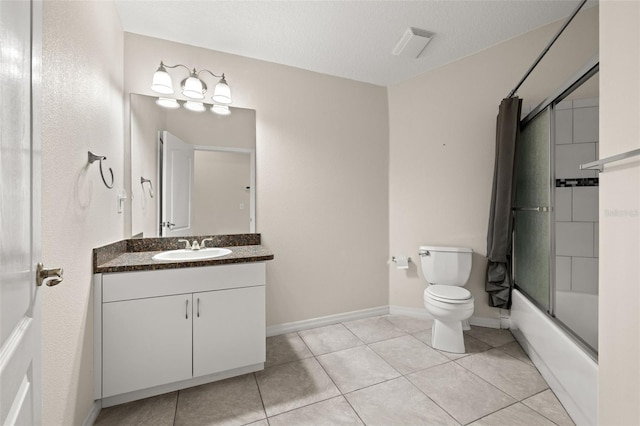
[512,206,550,212]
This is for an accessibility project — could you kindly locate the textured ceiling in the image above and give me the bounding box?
[115,0,596,87]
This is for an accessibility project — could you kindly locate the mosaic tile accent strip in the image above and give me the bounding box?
[555,178,599,187]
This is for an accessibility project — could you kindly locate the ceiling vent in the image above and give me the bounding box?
[392,27,435,58]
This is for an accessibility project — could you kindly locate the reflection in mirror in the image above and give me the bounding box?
[130,94,256,237]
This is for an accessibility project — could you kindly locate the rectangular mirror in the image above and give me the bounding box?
[130,94,256,237]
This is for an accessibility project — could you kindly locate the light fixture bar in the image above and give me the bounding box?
[150,61,233,105]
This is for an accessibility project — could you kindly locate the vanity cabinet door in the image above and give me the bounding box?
[102,294,193,397]
[193,286,265,377]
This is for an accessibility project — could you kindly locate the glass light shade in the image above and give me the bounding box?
[182,76,205,99]
[211,104,231,116]
[155,98,180,109]
[184,101,206,112]
[151,68,174,94]
[212,77,232,105]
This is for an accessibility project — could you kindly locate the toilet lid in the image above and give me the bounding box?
[426,286,471,301]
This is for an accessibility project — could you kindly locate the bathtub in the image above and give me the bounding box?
[510,289,598,426]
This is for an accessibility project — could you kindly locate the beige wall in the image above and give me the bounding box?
[131,94,165,237]
[165,104,256,150]
[124,34,390,326]
[193,151,251,235]
[598,1,640,423]
[42,1,124,425]
[387,7,598,319]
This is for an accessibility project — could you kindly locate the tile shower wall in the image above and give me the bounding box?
[554,98,599,296]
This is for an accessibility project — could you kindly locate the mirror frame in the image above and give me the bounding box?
[130,93,257,238]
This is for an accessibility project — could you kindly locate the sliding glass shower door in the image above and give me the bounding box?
[512,69,599,356]
[513,108,553,312]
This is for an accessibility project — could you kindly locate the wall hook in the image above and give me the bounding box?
[140,177,154,198]
[88,151,114,189]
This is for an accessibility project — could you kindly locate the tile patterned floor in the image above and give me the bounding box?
[94,316,575,426]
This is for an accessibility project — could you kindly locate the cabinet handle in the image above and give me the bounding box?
[197,298,200,318]
[185,299,189,319]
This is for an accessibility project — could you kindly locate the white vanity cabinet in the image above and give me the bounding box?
[102,294,194,397]
[193,286,265,377]
[94,262,266,406]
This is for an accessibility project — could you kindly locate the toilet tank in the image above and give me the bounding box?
[419,245,473,286]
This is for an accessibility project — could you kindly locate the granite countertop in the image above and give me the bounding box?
[93,234,274,274]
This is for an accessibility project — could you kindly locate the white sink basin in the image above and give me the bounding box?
[152,248,232,262]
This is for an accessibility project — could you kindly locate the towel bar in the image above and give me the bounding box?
[580,148,640,172]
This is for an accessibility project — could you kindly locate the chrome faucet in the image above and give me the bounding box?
[200,238,214,248]
[177,239,201,250]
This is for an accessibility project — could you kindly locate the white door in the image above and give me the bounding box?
[1,1,48,424]
[161,131,194,237]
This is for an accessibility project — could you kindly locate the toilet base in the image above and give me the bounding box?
[432,319,465,354]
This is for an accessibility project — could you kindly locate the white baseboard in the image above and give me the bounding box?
[82,400,102,426]
[389,305,504,329]
[469,315,503,329]
[267,305,504,337]
[266,306,389,337]
[388,305,433,319]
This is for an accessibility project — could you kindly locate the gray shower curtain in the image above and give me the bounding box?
[486,97,522,309]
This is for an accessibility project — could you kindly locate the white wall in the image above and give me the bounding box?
[598,1,640,423]
[42,1,124,424]
[124,34,390,326]
[387,7,598,320]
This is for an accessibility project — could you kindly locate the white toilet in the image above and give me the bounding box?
[419,245,474,354]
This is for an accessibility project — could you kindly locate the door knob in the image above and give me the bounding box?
[36,262,63,287]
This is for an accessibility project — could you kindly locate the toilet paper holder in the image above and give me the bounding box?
[391,256,412,264]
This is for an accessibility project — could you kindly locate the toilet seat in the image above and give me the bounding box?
[425,286,472,304]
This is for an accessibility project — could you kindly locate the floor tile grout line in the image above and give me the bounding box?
[342,393,368,425]
[401,370,466,424]
[341,316,408,344]
[520,389,573,426]
[172,390,180,426]
[406,327,560,421]
[339,320,369,345]
[450,352,524,402]
[252,372,269,424]
[297,323,366,357]
[294,329,316,356]
[393,342,513,426]
[264,353,316,370]
[462,400,522,425]
[451,350,552,403]
[265,395,347,421]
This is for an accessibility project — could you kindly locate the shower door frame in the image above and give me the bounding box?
[513,56,599,360]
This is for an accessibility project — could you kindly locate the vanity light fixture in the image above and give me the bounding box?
[155,98,232,116]
[184,101,206,112]
[211,104,231,116]
[151,61,232,105]
[156,98,180,109]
